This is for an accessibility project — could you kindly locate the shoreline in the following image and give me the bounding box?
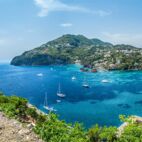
[7,63,142,73]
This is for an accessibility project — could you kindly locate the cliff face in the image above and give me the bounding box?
[0,112,42,142]
[11,54,69,66]
[11,34,142,70]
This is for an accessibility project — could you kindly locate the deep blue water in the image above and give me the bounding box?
[1,63,142,128]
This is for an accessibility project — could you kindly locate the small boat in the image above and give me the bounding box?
[56,100,61,103]
[80,68,89,72]
[82,77,90,88]
[72,76,76,80]
[43,93,56,112]
[82,84,90,88]
[37,73,43,77]
[101,79,109,83]
[91,69,97,73]
[43,106,55,111]
[57,84,66,98]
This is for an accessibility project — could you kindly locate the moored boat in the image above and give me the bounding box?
[56,100,61,103]
[101,79,109,83]
[57,83,66,98]
[82,77,90,88]
[91,69,97,73]
[43,93,56,112]
[37,73,43,77]
[80,68,89,72]
[72,76,76,80]
[82,84,90,88]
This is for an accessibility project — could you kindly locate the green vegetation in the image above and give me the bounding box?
[1,93,142,142]
[118,123,142,141]
[88,125,117,142]
[11,34,142,71]
[0,92,44,123]
[34,115,88,142]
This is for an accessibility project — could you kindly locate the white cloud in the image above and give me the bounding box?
[102,32,142,47]
[60,23,73,27]
[34,0,111,17]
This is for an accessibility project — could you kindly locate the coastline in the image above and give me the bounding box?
[9,62,142,73]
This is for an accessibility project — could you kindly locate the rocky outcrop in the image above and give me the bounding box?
[0,112,43,142]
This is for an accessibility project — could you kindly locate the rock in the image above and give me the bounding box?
[0,125,5,130]
[26,136,30,140]
[18,129,31,135]
[27,123,34,130]
[0,112,43,142]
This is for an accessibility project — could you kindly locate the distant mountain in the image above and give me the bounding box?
[47,34,94,48]
[11,34,142,71]
[91,38,113,47]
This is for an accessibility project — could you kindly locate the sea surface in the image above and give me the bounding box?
[1,63,142,128]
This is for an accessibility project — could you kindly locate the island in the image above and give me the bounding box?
[11,34,142,71]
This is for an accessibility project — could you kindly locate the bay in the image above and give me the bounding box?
[0,63,142,128]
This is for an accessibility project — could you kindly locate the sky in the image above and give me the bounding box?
[0,0,142,61]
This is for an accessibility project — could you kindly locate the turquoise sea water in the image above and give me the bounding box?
[1,63,142,128]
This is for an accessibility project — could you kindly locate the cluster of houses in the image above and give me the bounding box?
[77,47,142,72]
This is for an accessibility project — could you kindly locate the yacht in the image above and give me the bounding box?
[56,100,61,103]
[37,73,43,77]
[43,93,56,112]
[72,76,76,80]
[101,79,109,83]
[82,83,90,88]
[82,77,90,88]
[57,83,66,98]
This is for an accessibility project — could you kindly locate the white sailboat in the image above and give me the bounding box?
[37,73,43,77]
[82,77,90,88]
[101,79,109,83]
[56,100,61,103]
[43,93,55,112]
[57,83,66,98]
[72,76,76,80]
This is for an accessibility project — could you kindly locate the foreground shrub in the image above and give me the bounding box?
[88,124,117,142]
[34,113,88,142]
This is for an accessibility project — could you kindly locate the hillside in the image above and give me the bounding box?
[0,112,42,142]
[11,34,142,71]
